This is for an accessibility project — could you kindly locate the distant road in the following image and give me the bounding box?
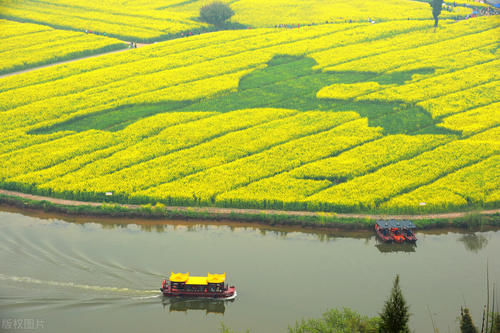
[1,189,498,221]
[0,41,147,79]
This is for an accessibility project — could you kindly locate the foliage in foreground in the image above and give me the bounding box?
[288,308,380,333]
[379,275,410,333]
[460,308,478,333]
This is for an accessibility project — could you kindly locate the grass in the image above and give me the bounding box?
[0,193,498,230]
[34,55,453,136]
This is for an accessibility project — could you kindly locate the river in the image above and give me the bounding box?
[0,208,499,332]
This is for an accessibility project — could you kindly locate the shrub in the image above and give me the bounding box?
[200,2,234,28]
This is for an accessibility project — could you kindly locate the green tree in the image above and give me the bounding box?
[430,0,444,29]
[379,275,410,333]
[289,307,380,333]
[200,2,234,28]
[494,312,500,332]
[460,308,478,333]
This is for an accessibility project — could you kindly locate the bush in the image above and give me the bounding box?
[288,307,380,333]
[200,2,234,28]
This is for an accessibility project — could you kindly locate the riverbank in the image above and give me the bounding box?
[1,190,499,230]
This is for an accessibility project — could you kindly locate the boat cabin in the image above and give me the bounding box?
[161,272,236,299]
[167,272,226,292]
[375,220,417,243]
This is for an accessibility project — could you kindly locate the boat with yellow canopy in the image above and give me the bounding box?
[161,272,236,299]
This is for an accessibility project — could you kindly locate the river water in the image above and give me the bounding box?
[0,208,499,333]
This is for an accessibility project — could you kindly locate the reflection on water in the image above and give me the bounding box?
[375,242,417,253]
[162,297,231,314]
[458,233,489,253]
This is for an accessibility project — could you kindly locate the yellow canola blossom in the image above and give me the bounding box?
[418,80,499,118]
[0,131,121,180]
[217,174,331,209]
[0,20,126,74]
[139,117,381,205]
[8,112,215,186]
[290,134,454,180]
[0,14,498,213]
[40,109,296,194]
[0,1,205,40]
[315,16,497,70]
[438,102,500,135]
[306,128,500,211]
[0,19,51,38]
[382,155,500,212]
[229,0,472,27]
[65,111,354,196]
[359,59,499,103]
[0,130,68,156]
[446,0,492,8]
[326,26,499,74]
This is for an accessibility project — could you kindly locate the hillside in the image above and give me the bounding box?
[0,14,498,214]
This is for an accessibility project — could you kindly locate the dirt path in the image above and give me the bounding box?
[0,41,148,79]
[1,189,498,221]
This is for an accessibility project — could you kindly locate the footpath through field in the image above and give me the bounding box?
[0,41,148,79]
[1,189,498,221]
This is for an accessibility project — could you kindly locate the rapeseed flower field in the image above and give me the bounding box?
[0,2,498,213]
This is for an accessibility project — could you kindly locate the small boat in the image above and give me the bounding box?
[375,223,392,242]
[375,220,417,244]
[402,228,417,243]
[161,272,237,300]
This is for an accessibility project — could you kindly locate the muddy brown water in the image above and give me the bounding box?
[0,208,499,333]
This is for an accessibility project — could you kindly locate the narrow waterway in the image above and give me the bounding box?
[0,209,498,332]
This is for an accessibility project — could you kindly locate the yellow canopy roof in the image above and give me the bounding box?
[169,272,189,282]
[169,272,226,285]
[186,276,208,285]
[207,273,226,284]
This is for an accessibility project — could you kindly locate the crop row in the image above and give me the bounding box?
[316,16,496,71]
[0,20,126,74]
[438,103,500,135]
[229,0,472,27]
[382,154,499,212]
[418,80,499,118]
[214,134,453,209]
[328,27,498,75]
[8,112,215,187]
[360,59,499,103]
[0,20,428,112]
[31,109,295,194]
[0,19,50,39]
[304,127,499,211]
[138,118,381,205]
[0,1,204,41]
[40,111,355,199]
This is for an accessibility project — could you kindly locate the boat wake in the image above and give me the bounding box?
[0,273,158,295]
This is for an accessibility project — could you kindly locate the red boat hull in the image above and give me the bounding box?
[161,286,236,299]
[403,230,417,242]
[375,224,392,242]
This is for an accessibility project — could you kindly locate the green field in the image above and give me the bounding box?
[0,2,498,214]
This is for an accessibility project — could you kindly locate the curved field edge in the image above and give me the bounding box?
[1,190,499,231]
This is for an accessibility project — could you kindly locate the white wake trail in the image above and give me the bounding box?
[0,273,159,295]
